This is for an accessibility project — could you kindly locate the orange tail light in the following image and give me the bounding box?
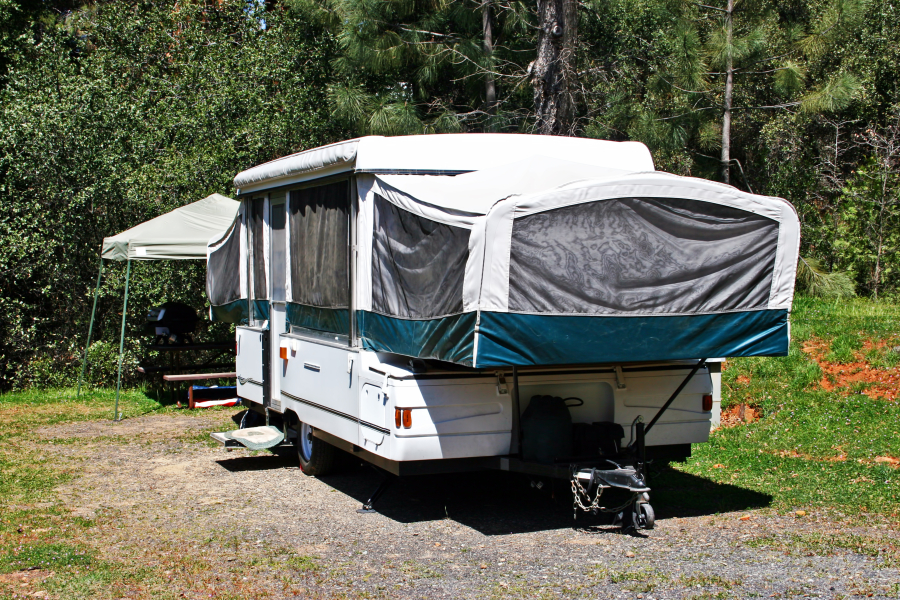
[395,408,402,429]
[402,408,412,429]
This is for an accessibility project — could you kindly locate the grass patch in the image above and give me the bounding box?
[0,387,220,600]
[0,542,93,573]
[285,554,321,573]
[400,559,443,579]
[746,532,900,567]
[678,574,739,589]
[670,296,900,518]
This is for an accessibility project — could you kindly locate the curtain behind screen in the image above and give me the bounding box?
[372,194,469,319]
[508,197,778,314]
[289,180,350,310]
[250,197,267,300]
[207,221,241,306]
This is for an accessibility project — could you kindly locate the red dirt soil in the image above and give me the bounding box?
[802,338,900,401]
[720,403,759,427]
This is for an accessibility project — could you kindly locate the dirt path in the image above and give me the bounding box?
[30,411,900,599]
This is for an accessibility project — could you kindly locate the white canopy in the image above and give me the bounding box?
[102,193,239,261]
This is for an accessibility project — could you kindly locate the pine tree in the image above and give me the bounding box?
[290,0,534,134]
[531,0,579,135]
[642,0,867,185]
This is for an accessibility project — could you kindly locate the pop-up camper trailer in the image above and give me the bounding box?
[207,134,800,527]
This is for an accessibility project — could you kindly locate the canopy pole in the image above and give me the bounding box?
[77,254,104,398]
[114,260,132,422]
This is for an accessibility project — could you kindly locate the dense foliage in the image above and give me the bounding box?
[0,0,337,388]
[1,0,899,389]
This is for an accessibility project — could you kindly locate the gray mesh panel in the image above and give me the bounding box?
[250,197,267,300]
[206,220,241,306]
[372,194,468,318]
[289,180,350,310]
[508,197,778,314]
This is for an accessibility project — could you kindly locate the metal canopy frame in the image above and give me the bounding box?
[76,256,133,422]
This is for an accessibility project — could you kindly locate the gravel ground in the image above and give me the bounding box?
[35,410,900,599]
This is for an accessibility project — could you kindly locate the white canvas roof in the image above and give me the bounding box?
[102,193,239,261]
[232,134,655,194]
[210,135,801,367]
[370,156,635,221]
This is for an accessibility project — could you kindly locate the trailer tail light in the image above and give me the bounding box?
[395,408,402,429]
[702,394,713,412]
[279,346,288,360]
[402,409,412,429]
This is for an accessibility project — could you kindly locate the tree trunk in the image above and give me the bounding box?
[482,0,496,115]
[873,175,889,298]
[720,0,734,184]
[532,0,578,135]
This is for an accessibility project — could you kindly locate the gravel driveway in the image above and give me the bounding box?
[37,410,900,599]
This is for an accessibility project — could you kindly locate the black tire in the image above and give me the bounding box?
[293,418,335,477]
[639,502,655,529]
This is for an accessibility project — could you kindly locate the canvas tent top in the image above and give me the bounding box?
[101,193,240,261]
[213,134,801,368]
[232,134,655,193]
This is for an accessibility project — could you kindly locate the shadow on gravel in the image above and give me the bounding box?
[216,446,296,472]
[213,447,772,534]
[649,467,772,518]
[317,461,773,535]
[322,465,578,535]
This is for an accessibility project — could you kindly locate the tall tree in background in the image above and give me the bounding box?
[643,0,866,185]
[839,111,900,297]
[531,0,579,135]
[292,0,534,134]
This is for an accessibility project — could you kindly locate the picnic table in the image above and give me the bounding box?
[139,341,236,405]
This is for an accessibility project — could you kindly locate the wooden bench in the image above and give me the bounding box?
[162,372,237,408]
[162,372,237,382]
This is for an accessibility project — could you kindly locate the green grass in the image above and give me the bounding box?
[668,296,900,518]
[746,532,900,568]
[0,388,183,599]
[1,297,900,596]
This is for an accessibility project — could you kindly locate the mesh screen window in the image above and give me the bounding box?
[289,180,350,312]
[371,194,469,319]
[206,220,241,306]
[508,197,778,314]
[250,197,267,300]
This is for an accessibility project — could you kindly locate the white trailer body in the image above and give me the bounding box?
[209,134,795,478]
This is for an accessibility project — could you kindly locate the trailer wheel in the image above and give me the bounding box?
[638,502,655,529]
[294,420,335,477]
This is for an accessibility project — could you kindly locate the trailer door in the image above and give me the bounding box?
[236,326,265,403]
[236,196,269,405]
[269,194,287,412]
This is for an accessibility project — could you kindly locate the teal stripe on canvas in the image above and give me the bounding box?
[358,311,476,366]
[286,303,350,335]
[474,309,789,367]
[210,299,249,325]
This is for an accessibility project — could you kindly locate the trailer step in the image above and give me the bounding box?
[210,425,285,451]
[210,431,244,450]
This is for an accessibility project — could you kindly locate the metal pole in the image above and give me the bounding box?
[511,366,522,456]
[77,255,104,398]
[644,358,707,435]
[114,260,132,422]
